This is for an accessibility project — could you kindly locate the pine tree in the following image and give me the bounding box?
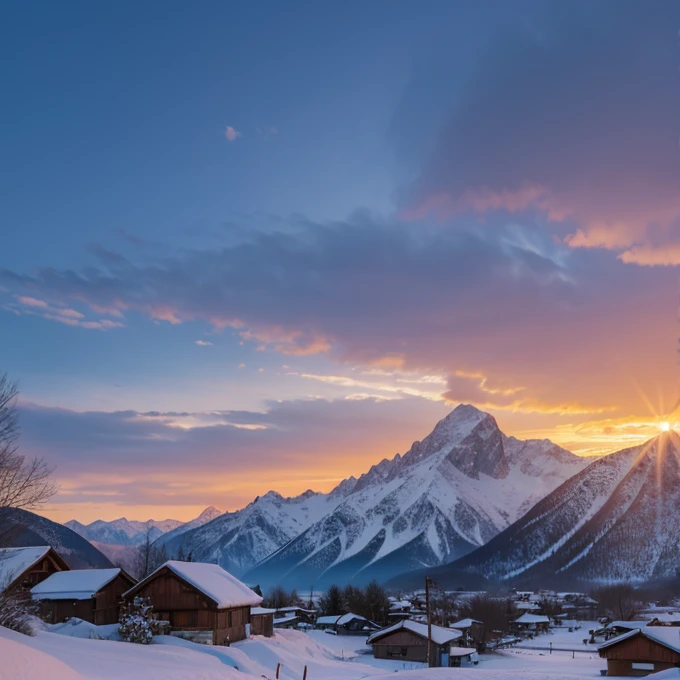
[118,596,167,644]
[319,584,343,615]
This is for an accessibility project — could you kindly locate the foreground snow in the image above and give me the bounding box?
[0,624,614,679]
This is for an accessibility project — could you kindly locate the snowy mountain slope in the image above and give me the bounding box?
[155,491,347,577]
[65,515,187,546]
[0,508,112,569]
[147,506,223,547]
[243,404,589,588]
[432,432,680,585]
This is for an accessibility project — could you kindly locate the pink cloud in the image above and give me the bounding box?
[16,295,48,308]
[225,126,242,142]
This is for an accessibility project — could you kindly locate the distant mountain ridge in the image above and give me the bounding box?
[64,508,221,546]
[424,432,680,587]
[1,508,112,569]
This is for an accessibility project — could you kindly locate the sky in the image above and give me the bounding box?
[2,0,680,523]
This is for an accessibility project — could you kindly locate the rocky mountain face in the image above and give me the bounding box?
[154,491,344,577]
[431,432,680,586]
[241,404,588,588]
[1,508,112,569]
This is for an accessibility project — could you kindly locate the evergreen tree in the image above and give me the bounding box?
[319,584,344,615]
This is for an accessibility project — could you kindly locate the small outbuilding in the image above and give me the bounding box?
[598,626,680,676]
[123,560,262,645]
[250,606,275,637]
[31,568,136,625]
[366,619,467,667]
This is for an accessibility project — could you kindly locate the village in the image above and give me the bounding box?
[3,545,680,679]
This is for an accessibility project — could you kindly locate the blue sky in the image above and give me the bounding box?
[2,1,680,521]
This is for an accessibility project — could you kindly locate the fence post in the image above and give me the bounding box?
[302,665,308,680]
[549,642,552,655]
[276,662,281,678]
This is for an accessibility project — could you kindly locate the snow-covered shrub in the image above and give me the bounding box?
[0,586,39,636]
[118,596,166,644]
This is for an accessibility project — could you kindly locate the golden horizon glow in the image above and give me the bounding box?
[659,421,671,432]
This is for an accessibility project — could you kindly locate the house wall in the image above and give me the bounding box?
[371,629,444,665]
[133,569,249,644]
[601,634,680,677]
[39,598,94,624]
[94,574,135,625]
[251,613,274,637]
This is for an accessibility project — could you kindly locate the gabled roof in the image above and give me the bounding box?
[0,547,53,590]
[31,568,127,600]
[124,560,262,610]
[450,618,482,629]
[599,627,680,655]
[251,607,277,615]
[607,620,650,630]
[367,619,462,646]
[514,613,550,624]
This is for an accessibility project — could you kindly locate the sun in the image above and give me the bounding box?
[659,421,671,432]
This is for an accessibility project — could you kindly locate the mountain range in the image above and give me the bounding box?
[420,431,680,588]
[241,405,588,588]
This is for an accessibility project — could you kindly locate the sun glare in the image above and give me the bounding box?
[659,421,671,432]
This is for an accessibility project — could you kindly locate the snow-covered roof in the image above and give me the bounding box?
[251,607,276,615]
[599,626,680,654]
[448,647,478,657]
[125,561,262,609]
[651,614,680,623]
[337,613,367,626]
[450,618,482,629]
[316,615,341,625]
[514,613,550,624]
[274,615,298,626]
[0,547,51,589]
[608,620,650,630]
[367,619,462,646]
[31,569,123,600]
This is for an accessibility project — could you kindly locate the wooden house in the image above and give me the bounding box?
[250,607,275,637]
[31,568,135,625]
[123,560,262,645]
[367,619,472,667]
[598,626,680,676]
[0,546,69,595]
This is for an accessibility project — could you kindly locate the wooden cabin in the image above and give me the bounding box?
[31,568,136,625]
[0,546,69,595]
[123,560,262,645]
[250,607,275,637]
[598,626,680,676]
[367,619,470,667]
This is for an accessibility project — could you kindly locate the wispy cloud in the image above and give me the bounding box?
[195,340,213,346]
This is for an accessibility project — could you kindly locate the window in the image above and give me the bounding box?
[400,647,407,657]
[228,611,233,627]
[632,663,654,671]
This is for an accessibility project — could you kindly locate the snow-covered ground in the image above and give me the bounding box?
[0,623,616,680]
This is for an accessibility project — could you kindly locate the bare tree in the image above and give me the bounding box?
[133,527,168,579]
[0,373,55,524]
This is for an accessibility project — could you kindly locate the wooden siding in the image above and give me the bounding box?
[251,613,274,637]
[130,567,250,644]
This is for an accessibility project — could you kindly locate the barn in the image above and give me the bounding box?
[31,568,136,625]
[0,546,69,595]
[367,619,469,667]
[123,560,262,645]
[316,613,380,635]
[449,618,484,647]
[598,626,680,676]
[512,613,550,635]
